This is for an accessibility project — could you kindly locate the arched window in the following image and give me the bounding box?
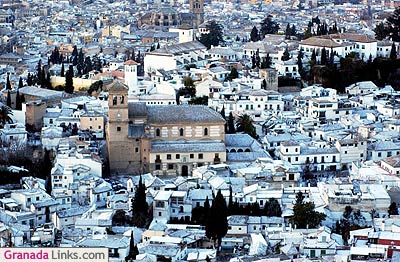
[156,128,160,137]
[179,128,184,136]
[204,128,208,136]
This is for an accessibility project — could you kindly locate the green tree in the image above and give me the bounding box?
[199,20,224,49]
[260,54,272,69]
[188,96,208,105]
[374,22,389,40]
[297,49,304,77]
[227,112,235,134]
[389,202,399,216]
[390,42,397,59]
[226,68,239,81]
[304,22,313,39]
[321,47,327,65]
[281,48,290,61]
[220,106,226,120]
[36,60,42,86]
[43,150,53,196]
[236,114,258,139]
[6,73,11,90]
[285,23,291,39]
[15,89,22,110]
[27,73,33,86]
[263,198,282,217]
[0,105,13,127]
[310,49,317,70]
[206,189,228,247]
[125,231,139,261]
[385,7,400,41]
[131,175,148,228]
[260,15,279,39]
[18,77,23,89]
[84,56,93,74]
[291,25,296,36]
[6,91,11,108]
[290,192,326,229]
[60,63,65,77]
[65,65,74,94]
[250,26,259,42]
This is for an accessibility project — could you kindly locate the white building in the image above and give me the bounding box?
[299,33,377,61]
[279,141,341,171]
[124,60,139,96]
[144,41,207,73]
[381,155,400,175]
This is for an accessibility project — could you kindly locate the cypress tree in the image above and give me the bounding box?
[126,230,139,261]
[227,112,235,134]
[27,73,33,86]
[131,175,148,228]
[65,65,74,94]
[36,60,42,86]
[390,42,397,59]
[6,91,11,108]
[15,89,21,110]
[281,48,290,61]
[206,189,228,247]
[18,77,23,89]
[250,26,259,42]
[40,68,46,88]
[321,47,327,65]
[61,63,65,77]
[6,73,11,90]
[220,106,226,119]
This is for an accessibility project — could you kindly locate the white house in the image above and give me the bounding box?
[381,155,400,175]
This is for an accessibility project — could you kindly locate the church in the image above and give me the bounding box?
[106,81,226,176]
[137,0,204,28]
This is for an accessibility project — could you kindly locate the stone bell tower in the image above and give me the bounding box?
[189,0,204,28]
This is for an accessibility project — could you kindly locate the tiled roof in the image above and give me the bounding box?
[147,105,225,124]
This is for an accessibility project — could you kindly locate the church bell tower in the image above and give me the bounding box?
[189,0,204,28]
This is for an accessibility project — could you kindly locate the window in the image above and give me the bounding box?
[378,152,382,157]
[155,164,161,170]
[288,157,291,162]
[176,154,180,159]
[168,164,173,169]
[112,96,117,105]
[117,126,121,132]
[204,128,208,136]
[179,128,184,136]
[190,154,194,159]
[167,154,171,160]
[135,148,139,153]
[199,153,203,159]
[156,128,160,137]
